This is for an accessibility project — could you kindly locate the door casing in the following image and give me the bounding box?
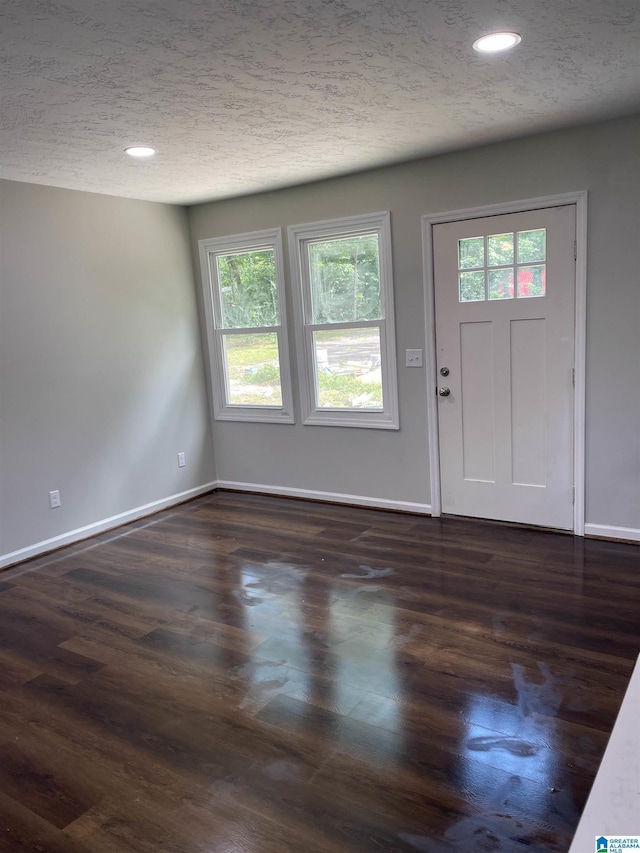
[421,191,588,535]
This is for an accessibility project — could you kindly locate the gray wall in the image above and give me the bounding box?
[188,115,640,530]
[1,114,638,562]
[0,180,216,558]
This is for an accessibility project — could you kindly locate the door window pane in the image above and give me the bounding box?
[217,249,278,329]
[488,268,514,300]
[222,333,282,405]
[487,233,514,267]
[313,328,383,409]
[517,229,546,263]
[459,271,485,302]
[517,265,546,298]
[458,237,484,269]
[457,228,547,303]
[308,235,381,324]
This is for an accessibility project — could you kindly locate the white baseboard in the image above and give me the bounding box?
[0,481,218,569]
[584,523,640,543]
[8,483,632,571]
[215,479,432,515]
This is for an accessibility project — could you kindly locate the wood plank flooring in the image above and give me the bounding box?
[0,491,638,852]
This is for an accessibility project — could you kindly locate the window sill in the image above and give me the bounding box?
[215,408,295,424]
[302,410,399,429]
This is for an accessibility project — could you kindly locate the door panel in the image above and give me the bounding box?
[433,205,575,529]
[460,321,495,482]
[510,318,546,486]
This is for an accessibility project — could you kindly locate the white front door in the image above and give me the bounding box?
[433,205,576,529]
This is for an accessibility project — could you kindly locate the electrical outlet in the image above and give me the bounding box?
[49,489,61,509]
[406,348,423,367]
[177,452,186,468]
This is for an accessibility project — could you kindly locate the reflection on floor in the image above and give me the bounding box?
[0,491,638,852]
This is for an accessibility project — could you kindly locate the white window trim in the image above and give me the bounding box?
[198,228,294,424]
[288,211,399,429]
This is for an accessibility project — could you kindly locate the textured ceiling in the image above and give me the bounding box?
[1,0,639,205]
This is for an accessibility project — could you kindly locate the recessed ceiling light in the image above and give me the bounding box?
[473,32,522,53]
[124,146,156,158]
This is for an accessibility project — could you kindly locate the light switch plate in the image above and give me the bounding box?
[406,348,423,367]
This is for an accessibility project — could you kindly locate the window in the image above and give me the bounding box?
[289,212,399,428]
[458,228,547,302]
[198,229,294,423]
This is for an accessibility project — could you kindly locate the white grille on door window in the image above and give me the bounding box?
[458,229,546,302]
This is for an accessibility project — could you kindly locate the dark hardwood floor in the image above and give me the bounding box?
[1,491,638,852]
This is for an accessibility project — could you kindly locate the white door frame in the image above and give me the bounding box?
[421,191,588,535]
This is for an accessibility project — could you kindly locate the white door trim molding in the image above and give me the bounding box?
[421,191,588,535]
